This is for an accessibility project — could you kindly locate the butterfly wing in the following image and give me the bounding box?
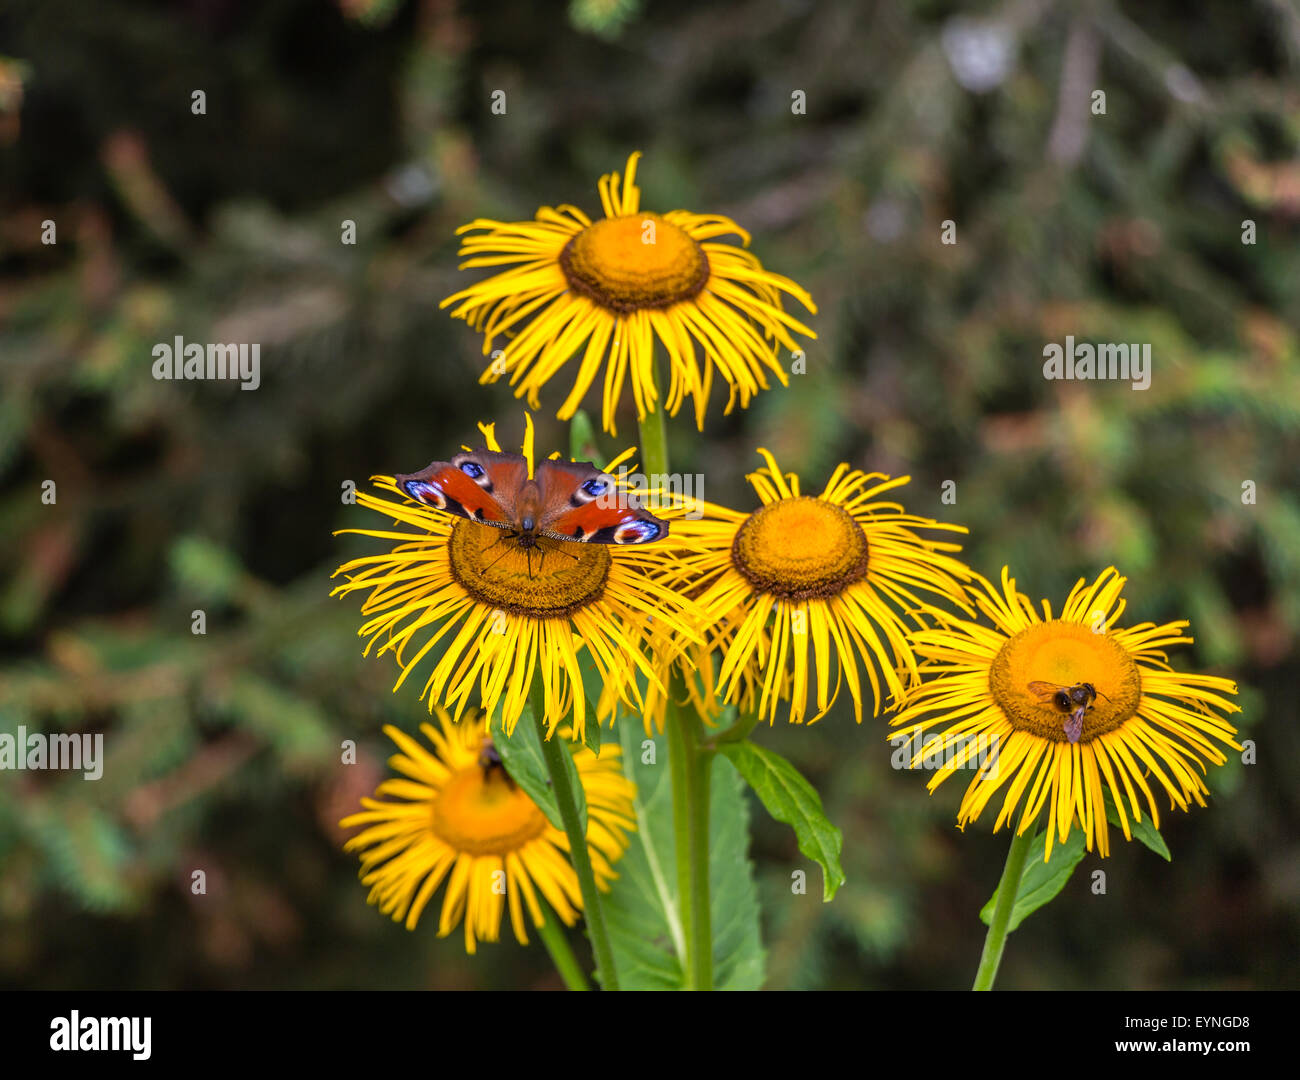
[394,449,528,529]
[534,458,668,544]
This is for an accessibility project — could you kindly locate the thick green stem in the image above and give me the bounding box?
[638,395,670,484]
[971,826,1036,991]
[537,900,590,991]
[637,380,712,989]
[530,679,620,990]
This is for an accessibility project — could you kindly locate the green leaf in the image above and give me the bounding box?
[574,644,605,756]
[581,715,602,757]
[1102,791,1171,861]
[597,721,765,989]
[719,740,845,902]
[25,801,135,912]
[980,828,1087,933]
[490,704,587,836]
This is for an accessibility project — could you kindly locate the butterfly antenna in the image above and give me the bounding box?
[479,543,517,577]
[547,542,579,562]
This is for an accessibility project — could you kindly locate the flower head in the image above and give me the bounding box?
[331,418,699,741]
[661,450,973,725]
[341,708,636,952]
[890,567,1242,859]
[441,152,817,434]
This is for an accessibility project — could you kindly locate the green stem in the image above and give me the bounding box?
[537,900,590,991]
[638,393,670,482]
[530,678,620,990]
[971,826,1036,991]
[638,378,712,990]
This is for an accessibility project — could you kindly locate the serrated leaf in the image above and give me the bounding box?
[719,740,845,901]
[980,828,1087,933]
[1102,790,1171,861]
[598,722,765,989]
[25,801,134,912]
[490,703,587,836]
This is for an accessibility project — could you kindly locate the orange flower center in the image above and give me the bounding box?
[431,759,549,856]
[447,520,609,617]
[988,620,1142,742]
[560,213,709,313]
[730,496,870,600]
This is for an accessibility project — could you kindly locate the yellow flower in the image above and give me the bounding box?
[661,450,973,725]
[890,567,1242,860]
[340,708,636,953]
[632,619,763,735]
[330,419,698,741]
[441,152,817,434]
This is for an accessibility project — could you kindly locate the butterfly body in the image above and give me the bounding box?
[396,448,667,551]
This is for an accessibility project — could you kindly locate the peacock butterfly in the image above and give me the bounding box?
[395,448,668,547]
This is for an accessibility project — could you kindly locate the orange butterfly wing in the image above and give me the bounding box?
[535,459,668,544]
[395,450,529,527]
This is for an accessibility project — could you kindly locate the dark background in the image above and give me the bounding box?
[1,0,1297,989]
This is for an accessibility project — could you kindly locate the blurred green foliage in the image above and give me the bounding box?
[1,0,1297,989]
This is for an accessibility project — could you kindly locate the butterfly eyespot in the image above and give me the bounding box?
[459,461,485,479]
[581,477,608,497]
[613,520,663,544]
[403,480,445,508]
